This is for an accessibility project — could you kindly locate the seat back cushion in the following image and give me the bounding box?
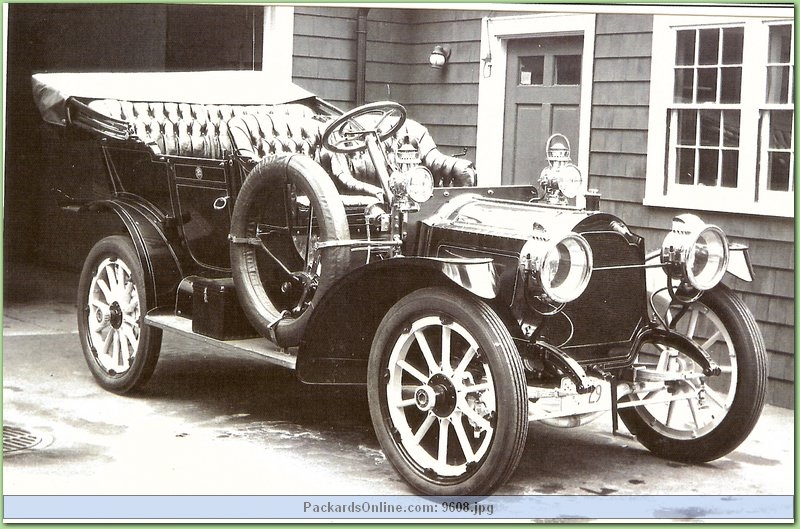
[86,99,325,160]
[227,108,330,162]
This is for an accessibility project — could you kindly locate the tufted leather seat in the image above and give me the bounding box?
[227,109,329,161]
[86,99,321,159]
[87,98,476,191]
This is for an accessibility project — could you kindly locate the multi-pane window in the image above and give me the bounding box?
[760,23,794,195]
[646,14,794,217]
[669,27,743,191]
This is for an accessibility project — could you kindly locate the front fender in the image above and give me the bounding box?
[296,256,498,385]
[80,197,184,309]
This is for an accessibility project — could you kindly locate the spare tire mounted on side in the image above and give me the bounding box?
[229,154,351,347]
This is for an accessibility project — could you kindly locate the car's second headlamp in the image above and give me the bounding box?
[520,231,593,304]
[390,166,434,205]
[661,214,729,291]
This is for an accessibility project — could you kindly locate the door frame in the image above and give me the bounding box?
[476,13,596,188]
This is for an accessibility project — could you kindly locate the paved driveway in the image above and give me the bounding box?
[2,264,794,518]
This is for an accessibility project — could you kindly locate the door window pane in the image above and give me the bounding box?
[555,55,581,85]
[519,56,544,85]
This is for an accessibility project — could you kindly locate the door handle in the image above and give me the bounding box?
[213,196,229,210]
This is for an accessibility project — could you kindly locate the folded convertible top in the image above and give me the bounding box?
[32,71,317,126]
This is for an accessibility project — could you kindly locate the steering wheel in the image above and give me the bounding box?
[322,101,407,154]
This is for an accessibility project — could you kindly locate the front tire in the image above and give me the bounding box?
[77,235,162,394]
[368,287,528,495]
[619,283,767,462]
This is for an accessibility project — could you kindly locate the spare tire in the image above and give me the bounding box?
[230,154,351,347]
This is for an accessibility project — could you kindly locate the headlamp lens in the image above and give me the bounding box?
[661,214,729,291]
[406,166,434,203]
[557,164,583,199]
[687,226,728,290]
[538,234,593,303]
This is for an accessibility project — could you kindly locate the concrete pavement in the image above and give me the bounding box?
[2,262,794,501]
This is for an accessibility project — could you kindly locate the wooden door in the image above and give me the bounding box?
[502,35,583,185]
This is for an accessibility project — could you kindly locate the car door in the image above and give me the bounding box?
[172,160,234,271]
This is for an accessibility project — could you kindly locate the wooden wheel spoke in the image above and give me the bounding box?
[398,360,428,384]
[440,327,452,374]
[451,416,477,463]
[454,347,476,376]
[437,419,450,466]
[413,412,436,445]
[95,278,113,303]
[414,331,439,374]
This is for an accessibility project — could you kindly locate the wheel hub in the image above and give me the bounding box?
[108,301,123,329]
[414,374,457,417]
[94,306,111,326]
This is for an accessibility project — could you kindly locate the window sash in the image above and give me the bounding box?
[645,14,794,218]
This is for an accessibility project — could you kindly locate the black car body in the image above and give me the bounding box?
[33,71,768,496]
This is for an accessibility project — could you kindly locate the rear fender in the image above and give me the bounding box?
[296,257,499,385]
[80,197,184,309]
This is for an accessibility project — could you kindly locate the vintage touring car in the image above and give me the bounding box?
[32,71,767,495]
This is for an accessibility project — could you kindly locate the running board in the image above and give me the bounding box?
[144,310,297,370]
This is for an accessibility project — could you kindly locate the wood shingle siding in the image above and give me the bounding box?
[295,6,794,407]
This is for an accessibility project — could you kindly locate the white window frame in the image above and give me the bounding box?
[476,12,596,190]
[645,9,794,218]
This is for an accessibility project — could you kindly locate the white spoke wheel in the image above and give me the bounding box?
[368,287,528,496]
[620,283,767,462]
[77,236,162,393]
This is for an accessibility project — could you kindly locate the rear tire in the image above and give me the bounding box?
[619,284,767,462]
[368,287,528,495]
[77,235,162,394]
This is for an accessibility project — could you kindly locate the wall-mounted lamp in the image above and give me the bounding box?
[429,45,451,69]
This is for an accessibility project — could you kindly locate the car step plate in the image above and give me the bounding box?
[145,309,297,370]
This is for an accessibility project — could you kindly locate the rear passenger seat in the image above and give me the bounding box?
[85,99,326,160]
[84,98,476,189]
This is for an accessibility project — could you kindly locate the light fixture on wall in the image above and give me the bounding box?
[429,45,451,69]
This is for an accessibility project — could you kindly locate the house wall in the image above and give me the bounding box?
[589,13,794,408]
[293,7,794,408]
[293,7,498,162]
